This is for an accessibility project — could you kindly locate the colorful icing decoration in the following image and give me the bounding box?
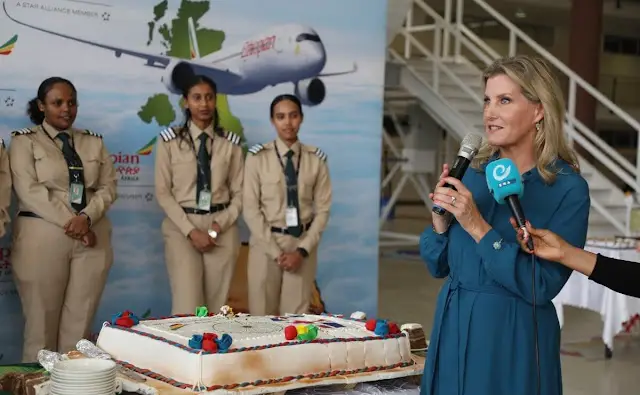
[111,310,140,328]
[195,306,208,317]
[188,332,233,353]
[365,319,377,331]
[170,323,185,330]
[219,305,235,318]
[283,324,319,341]
[284,325,298,340]
[365,318,401,336]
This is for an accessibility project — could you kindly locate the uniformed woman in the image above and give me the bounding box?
[243,94,332,315]
[155,75,244,315]
[0,140,12,238]
[9,77,118,362]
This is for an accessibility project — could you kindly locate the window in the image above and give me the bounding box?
[603,35,640,56]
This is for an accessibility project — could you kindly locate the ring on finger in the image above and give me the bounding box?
[451,196,457,206]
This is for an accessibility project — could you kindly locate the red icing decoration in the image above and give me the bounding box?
[388,322,400,334]
[202,339,218,352]
[203,333,218,341]
[122,310,132,317]
[365,319,377,331]
[115,316,135,328]
[284,325,298,340]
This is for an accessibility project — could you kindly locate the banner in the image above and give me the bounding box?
[0,0,387,363]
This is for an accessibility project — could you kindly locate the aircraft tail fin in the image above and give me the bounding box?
[187,17,200,59]
[0,34,18,55]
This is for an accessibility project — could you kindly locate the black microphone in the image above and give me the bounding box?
[432,133,483,216]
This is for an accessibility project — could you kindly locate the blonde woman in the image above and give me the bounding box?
[420,55,589,395]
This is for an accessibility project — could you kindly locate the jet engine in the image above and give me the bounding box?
[294,78,326,106]
[161,60,196,95]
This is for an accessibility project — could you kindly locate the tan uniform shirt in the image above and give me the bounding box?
[0,140,12,237]
[9,121,118,228]
[243,138,332,259]
[154,123,244,237]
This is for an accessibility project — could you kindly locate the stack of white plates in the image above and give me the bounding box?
[50,359,117,395]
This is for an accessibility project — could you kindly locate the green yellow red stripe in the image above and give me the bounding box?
[0,35,17,55]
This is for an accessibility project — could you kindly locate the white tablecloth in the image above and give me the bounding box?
[552,245,640,350]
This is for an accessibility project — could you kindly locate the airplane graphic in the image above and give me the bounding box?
[0,34,17,55]
[2,2,357,106]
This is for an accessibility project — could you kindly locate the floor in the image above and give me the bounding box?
[376,208,640,394]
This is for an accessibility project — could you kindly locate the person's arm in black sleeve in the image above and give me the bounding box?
[588,253,640,298]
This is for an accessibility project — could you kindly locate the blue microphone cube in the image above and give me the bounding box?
[485,158,524,204]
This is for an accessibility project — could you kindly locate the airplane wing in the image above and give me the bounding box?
[319,62,358,78]
[1,1,243,85]
[2,2,170,68]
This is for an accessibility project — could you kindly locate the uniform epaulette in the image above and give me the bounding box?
[83,129,103,138]
[11,128,33,136]
[248,143,265,155]
[159,127,178,142]
[314,148,328,161]
[224,131,242,146]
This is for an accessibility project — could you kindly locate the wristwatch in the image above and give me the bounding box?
[297,248,309,258]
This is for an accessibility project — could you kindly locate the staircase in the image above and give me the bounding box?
[384,0,640,239]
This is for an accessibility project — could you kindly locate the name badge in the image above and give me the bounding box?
[198,190,212,211]
[286,207,299,227]
[70,183,84,205]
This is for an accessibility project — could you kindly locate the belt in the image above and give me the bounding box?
[447,276,514,297]
[18,211,41,219]
[271,220,313,236]
[182,202,229,215]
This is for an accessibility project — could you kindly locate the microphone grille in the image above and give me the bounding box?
[458,133,483,160]
[461,133,483,150]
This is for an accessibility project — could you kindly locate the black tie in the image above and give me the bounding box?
[57,132,86,212]
[196,133,211,207]
[284,150,302,237]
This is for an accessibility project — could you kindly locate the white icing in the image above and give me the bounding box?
[96,314,412,389]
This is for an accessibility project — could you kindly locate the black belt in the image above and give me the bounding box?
[182,202,229,215]
[18,211,41,219]
[271,220,313,236]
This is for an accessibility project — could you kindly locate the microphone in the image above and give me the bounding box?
[485,158,533,250]
[432,133,483,216]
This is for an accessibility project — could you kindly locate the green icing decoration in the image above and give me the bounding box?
[195,306,208,317]
[297,324,319,341]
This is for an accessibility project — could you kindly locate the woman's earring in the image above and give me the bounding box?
[535,121,542,132]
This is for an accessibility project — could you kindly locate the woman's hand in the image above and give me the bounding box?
[429,164,453,233]
[431,177,491,242]
[188,229,215,253]
[64,215,90,239]
[510,219,568,262]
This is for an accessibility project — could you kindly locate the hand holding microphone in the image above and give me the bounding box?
[431,176,491,242]
[485,158,534,251]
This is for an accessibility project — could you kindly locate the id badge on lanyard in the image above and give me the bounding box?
[198,189,212,211]
[70,171,84,205]
[285,206,299,227]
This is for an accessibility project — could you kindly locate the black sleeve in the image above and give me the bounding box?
[588,253,640,298]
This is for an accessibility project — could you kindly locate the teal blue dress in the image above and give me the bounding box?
[419,158,590,395]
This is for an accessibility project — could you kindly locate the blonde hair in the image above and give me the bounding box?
[471,55,580,184]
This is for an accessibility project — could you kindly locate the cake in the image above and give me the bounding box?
[400,323,427,351]
[96,309,414,392]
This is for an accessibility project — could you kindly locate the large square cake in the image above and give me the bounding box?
[96,311,414,392]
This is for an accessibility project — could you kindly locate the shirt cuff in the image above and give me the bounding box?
[475,228,506,260]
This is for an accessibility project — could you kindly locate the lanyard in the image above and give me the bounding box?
[273,140,301,175]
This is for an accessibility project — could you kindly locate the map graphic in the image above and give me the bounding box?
[138,0,244,139]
